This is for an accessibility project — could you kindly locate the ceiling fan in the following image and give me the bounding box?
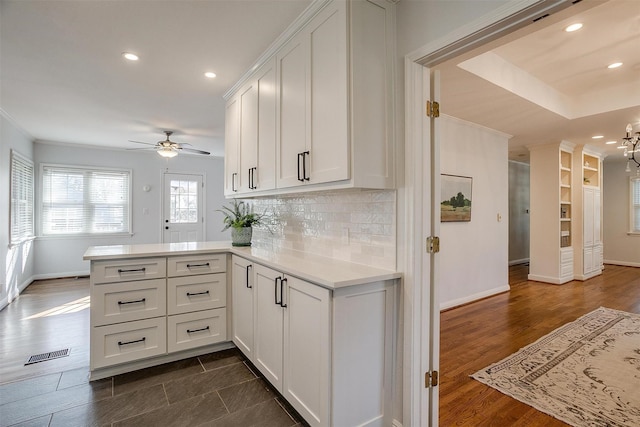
[128,131,210,158]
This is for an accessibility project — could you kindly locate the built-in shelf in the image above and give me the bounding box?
[583,153,600,187]
[560,149,573,248]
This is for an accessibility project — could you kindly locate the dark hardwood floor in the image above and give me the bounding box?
[439,263,640,426]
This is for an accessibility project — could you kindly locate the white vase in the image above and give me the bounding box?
[231,227,252,247]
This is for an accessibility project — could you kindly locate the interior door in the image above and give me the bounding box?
[406,61,438,426]
[163,173,204,243]
[426,69,441,426]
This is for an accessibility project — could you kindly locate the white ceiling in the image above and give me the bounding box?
[1,0,638,163]
[0,0,312,157]
[437,0,640,163]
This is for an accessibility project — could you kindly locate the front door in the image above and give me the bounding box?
[163,173,204,243]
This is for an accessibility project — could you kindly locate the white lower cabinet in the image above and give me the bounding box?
[90,254,228,378]
[167,308,227,353]
[253,264,287,391]
[283,274,330,427]
[231,256,254,359]
[232,256,395,427]
[92,317,167,369]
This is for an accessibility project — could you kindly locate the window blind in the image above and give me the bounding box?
[41,165,131,235]
[632,177,640,233]
[10,150,35,244]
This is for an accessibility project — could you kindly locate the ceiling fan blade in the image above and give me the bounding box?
[126,147,157,151]
[128,140,157,146]
[180,147,210,155]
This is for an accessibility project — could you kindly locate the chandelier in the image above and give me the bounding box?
[622,124,640,172]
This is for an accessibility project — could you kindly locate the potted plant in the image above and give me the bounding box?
[217,200,264,246]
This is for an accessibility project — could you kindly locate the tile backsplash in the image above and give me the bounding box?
[246,189,396,270]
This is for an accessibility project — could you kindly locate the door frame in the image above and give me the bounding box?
[161,170,206,243]
[401,0,580,424]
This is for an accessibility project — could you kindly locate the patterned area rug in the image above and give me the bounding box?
[472,307,640,427]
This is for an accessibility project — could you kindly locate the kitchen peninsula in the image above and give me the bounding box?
[84,241,401,427]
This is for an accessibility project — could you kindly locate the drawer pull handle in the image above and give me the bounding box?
[118,337,146,346]
[118,298,146,305]
[186,290,210,297]
[187,326,210,334]
[186,263,210,268]
[117,267,146,274]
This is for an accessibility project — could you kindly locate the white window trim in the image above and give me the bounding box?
[9,150,35,247]
[39,163,133,237]
[629,175,640,236]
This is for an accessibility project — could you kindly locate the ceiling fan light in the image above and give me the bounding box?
[157,147,177,158]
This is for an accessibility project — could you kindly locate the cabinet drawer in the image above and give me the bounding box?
[167,308,227,353]
[167,254,226,277]
[91,317,166,369]
[92,258,166,284]
[92,279,167,326]
[167,273,226,315]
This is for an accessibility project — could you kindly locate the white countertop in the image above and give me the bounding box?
[84,242,401,289]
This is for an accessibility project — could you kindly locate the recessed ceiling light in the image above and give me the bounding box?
[204,72,217,79]
[608,62,623,69]
[617,145,626,149]
[122,52,139,61]
[592,135,604,139]
[605,140,618,145]
[564,23,583,32]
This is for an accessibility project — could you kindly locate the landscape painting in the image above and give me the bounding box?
[441,174,472,222]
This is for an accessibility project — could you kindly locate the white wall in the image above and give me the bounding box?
[509,161,530,264]
[33,142,227,278]
[603,157,640,267]
[439,116,509,309]
[1,114,36,309]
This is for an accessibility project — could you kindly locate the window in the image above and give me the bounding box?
[41,165,131,236]
[10,150,35,244]
[632,176,640,234]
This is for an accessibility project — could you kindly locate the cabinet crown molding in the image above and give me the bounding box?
[223,0,331,101]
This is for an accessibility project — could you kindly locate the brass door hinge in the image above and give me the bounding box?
[426,100,440,118]
[425,370,439,388]
[426,236,440,253]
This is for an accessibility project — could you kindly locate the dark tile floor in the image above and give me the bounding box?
[0,348,306,427]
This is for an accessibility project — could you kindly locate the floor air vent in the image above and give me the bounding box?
[25,348,70,365]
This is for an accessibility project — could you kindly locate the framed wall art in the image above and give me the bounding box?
[441,174,472,222]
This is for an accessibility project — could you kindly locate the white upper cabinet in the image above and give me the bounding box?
[276,32,308,188]
[224,97,240,196]
[226,58,277,196]
[277,2,349,188]
[225,0,395,197]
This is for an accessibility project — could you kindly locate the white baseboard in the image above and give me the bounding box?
[440,285,510,311]
[392,419,403,427]
[0,271,90,311]
[527,274,572,285]
[509,258,529,266]
[32,271,90,281]
[604,260,640,268]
